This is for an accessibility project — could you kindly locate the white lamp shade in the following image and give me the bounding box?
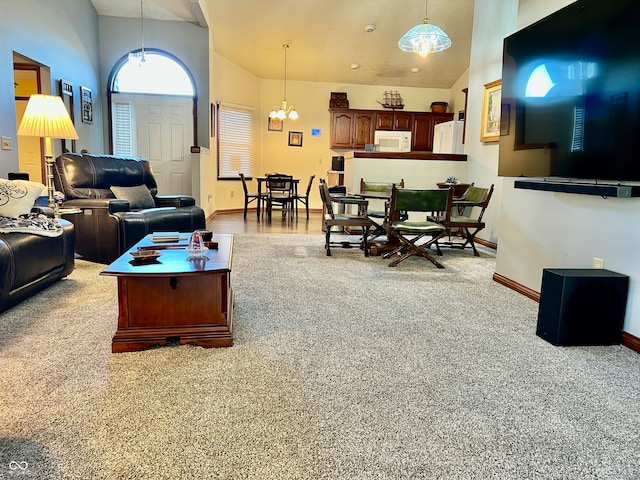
[17,94,79,139]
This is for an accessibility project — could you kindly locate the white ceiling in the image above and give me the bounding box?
[90,0,475,89]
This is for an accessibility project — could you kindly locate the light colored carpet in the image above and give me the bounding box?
[0,234,639,479]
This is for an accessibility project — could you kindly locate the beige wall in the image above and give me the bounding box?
[202,57,463,214]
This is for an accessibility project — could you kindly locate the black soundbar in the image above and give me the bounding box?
[514,179,640,197]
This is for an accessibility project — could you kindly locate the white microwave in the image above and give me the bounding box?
[373,130,412,152]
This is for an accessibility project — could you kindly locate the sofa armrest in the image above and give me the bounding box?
[62,198,131,214]
[154,195,196,208]
[31,206,55,217]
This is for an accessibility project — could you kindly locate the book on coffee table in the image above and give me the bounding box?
[151,231,180,242]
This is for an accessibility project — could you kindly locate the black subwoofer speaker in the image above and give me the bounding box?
[536,268,629,346]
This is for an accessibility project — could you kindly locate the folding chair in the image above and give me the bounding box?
[383,185,453,268]
[430,185,494,256]
[319,178,372,256]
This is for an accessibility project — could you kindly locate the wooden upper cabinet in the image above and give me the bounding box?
[411,114,435,151]
[331,111,355,149]
[393,112,412,130]
[375,112,412,131]
[330,108,453,150]
[352,112,374,149]
[329,110,374,149]
[411,112,454,151]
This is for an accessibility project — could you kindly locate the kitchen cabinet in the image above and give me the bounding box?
[330,109,374,149]
[375,112,412,131]
[411,113,454,151]
[330,108,453,151]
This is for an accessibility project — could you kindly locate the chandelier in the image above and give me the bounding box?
[128,0,146,64]
[269,44,298,120]
[398,0,452,58]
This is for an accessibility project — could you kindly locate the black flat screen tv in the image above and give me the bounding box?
[498,0,640,182]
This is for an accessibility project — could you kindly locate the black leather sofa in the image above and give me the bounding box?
[53,153,206,263]
[0,219,75,313]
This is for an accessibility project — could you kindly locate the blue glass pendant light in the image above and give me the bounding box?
[398,0,452,58]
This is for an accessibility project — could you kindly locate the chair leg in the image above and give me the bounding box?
[362,225,370,257]
[243,200,248,219]
[386,233,445,268]
[325,228,332,256]
[463,228,481,256]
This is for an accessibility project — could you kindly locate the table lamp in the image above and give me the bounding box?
[17,94,79,208]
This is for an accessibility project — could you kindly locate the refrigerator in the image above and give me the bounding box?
[433,120,464,154]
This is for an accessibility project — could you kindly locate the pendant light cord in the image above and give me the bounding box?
[140,0,145,56]
[282,44,289,102]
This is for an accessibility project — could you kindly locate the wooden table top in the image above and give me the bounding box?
[101,233,233,277]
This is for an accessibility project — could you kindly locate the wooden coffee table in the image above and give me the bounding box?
[101,234,234,353]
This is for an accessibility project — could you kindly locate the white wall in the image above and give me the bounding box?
[0,0,103,176]
[479,0,640,337]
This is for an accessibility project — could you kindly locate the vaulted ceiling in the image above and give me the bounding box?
[90,0,475,89]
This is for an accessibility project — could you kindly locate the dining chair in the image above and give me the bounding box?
[266,174,294,221]
[239,173,265,219]
[294,174,315,219]
[318,178,372,256]
[429,184,494,256]
[383,185,453,268]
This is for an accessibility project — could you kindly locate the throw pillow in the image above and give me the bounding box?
[0,179,46,218]
[110,185,156,209]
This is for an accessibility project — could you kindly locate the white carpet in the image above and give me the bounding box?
[0,234,638,479]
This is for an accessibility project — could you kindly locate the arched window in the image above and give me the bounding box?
[111,50,194,96]
[107,49,198,157]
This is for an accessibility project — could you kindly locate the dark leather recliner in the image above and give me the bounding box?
[0,220,75,313]
[53,153,206,263]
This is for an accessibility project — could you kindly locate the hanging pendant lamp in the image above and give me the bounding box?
[269,44,298,120]
[398,0,451,58]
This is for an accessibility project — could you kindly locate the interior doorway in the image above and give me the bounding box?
[13,57,46,183]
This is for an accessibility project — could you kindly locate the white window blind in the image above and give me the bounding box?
[112,101,135,156]
[217,102,255,178]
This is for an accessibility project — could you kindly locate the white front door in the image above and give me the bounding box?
[113,93,194,195]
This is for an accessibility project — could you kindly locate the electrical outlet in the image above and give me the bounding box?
[230,190,234,198]
[319,158,323,164]
[1,136,12,150]
[593,257,605,269]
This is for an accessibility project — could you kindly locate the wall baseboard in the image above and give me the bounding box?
[476,237,497,250]
[493,272,640,354]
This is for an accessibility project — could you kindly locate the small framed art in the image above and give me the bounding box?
[480,79,501,143]
[268,117,283,131]
[288,131,303,147]
[81,86,93,124]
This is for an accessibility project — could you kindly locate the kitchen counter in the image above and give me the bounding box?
[353,151,467,161]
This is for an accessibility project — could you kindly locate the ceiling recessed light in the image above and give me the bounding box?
[411,67,421,73]
[350,63,361,70]
[364,24,376,33]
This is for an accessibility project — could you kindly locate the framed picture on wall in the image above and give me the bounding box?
[288,131,303,147]
[59,79,76,152]
[268,116,283,131]
[480,79,501,142]
[81,86,93,124]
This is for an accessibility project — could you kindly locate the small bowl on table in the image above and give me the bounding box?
[130,249,162,264]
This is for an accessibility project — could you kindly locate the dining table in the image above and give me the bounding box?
[255,176,300,219]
